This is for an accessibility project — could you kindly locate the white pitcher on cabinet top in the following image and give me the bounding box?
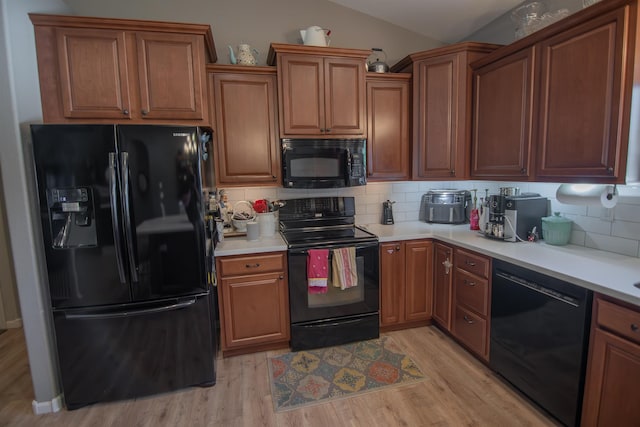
[300,26,330,46]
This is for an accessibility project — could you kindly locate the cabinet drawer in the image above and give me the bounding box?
[596,298,640,345]
[218,253,285,277]
[454,248,490,278]
[452,305,488,358]
[454,269,489,316]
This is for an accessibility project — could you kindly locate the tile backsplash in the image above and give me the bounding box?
[219,181,640,258]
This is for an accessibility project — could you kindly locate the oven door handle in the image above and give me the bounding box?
[289,242,377,254]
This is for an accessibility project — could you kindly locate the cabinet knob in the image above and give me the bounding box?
[463,315,475,324]
[279,275,284,280]
[245,263,260,268]
[607,166,614,175]
[320,128,325,133]
[465,260,476,267]
[450,170,455,176]
[520,168,527,174]
[395,245,401,252]
[463,279,476,287]
[442,258,453,274]
[122,109,129,115]
[631,324,639,333]
[272,175,277,179]
[325,128,331,132]
[141,110,149,116]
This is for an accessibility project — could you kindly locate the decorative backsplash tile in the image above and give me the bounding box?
[223,181,640,258]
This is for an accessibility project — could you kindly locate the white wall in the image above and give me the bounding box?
[1,0,70,412]
[61,0,443,66]
[225,181,640,258]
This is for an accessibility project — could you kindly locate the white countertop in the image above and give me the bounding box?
[215,220,640,306]
[365,222,640,306]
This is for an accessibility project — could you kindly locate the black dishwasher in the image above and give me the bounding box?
[490,259,592,427]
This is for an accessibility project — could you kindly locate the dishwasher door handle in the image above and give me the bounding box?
[495,271,579,307]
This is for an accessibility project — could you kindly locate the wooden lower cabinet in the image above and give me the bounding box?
[216,252,289,356]
[379,240,433,331]
[582,295,640,426]
[432,242,454,330]
[451,247,491,361]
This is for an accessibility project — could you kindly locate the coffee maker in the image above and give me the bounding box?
[483,188,548,242]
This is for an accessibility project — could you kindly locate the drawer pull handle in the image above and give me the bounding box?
[632,324,639,333]
[463,315,475,324]
[245,263,261,268]
[463,279,476,286]
[465,260,476,267]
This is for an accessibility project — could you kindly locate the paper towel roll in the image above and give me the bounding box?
[556,184,618,208]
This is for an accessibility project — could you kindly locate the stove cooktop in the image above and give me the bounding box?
[281,226,378,249]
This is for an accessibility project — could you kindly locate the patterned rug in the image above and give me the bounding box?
[268,336,426,411]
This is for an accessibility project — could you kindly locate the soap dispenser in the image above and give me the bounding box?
[382,200,395,225]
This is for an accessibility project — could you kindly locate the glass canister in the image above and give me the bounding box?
[541,212,573,246]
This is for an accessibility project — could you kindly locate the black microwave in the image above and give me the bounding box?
[281,139,367,188]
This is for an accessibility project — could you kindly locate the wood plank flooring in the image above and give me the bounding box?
[0,326,559,426]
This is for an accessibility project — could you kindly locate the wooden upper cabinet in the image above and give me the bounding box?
[391,43,501,180]
[30,14,215,124]
[208,65,280,186]
[366,73,411,181]
[55,27,131,119]
[136,32,206,120]
[536,7,628,182]
[470,0,638,183]
[268,43,369,138]
[471,47,535,179]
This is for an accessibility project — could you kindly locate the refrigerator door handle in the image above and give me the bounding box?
[119,152,139,282]
[63,298,197,320]
[109,153,127,284]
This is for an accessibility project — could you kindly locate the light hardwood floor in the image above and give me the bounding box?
[0,326,559,426]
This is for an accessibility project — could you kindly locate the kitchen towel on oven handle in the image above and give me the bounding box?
[307,249,329,294]
[332,247,357,290]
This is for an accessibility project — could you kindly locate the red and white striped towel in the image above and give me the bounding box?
[332,247,357,290]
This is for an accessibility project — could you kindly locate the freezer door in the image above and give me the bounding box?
[53,293,215,409]
[117,125,207,301]
[31,124,131,308]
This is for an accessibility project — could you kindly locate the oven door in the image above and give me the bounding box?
[287,241,379,324]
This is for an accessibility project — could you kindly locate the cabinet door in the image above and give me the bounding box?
[211,72,280,185]
[404,241,433,322]
[278,54,325,135]
[536,8,627,181]
[379,242,405,326]
[472,47,534,179]
[433,243,454,330]
[324,57,366,136]
[414,53,461,179]
[55,27,131,119]
[219,272,289,349]
[366,76,411,181]
[136,32,206,120]
[582,328,640,426]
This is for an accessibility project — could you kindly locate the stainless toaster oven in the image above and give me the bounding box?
[419,190,471,224]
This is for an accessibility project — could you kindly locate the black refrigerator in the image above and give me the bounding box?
[31,124,217,409]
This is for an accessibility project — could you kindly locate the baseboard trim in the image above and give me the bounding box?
[32,395,63,415]
[6,318,22,328]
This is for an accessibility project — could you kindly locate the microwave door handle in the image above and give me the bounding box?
[345,148,352,186]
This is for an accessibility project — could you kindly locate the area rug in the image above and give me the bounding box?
[268,336,426,411]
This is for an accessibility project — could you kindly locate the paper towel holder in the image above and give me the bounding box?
[555,183,618,208]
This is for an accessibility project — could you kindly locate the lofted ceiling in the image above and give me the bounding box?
[327,0,524,43]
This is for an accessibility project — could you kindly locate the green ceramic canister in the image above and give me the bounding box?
[541,212,573,246]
